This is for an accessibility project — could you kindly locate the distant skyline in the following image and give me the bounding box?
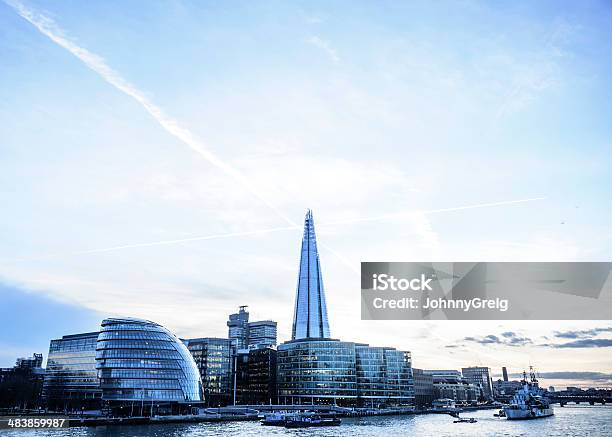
[1,0,611,388]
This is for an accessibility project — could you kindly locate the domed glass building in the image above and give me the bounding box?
[95,318,202,405]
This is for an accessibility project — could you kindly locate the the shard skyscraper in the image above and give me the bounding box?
[291,210,331,340]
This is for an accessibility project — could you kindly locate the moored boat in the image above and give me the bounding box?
[284,413,341,428]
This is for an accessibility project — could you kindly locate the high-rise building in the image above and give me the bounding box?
[502,366,509,382]
[43,332,102,410]
[227,306,250,349]
[227,307,278,348]
[462,366,493,399]
[277,210,414,407]
[292,210,330,340]
[247,320,277,348]
[184,337,234,407]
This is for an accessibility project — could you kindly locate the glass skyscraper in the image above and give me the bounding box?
[277,210,415,407]
[292,210,330,340]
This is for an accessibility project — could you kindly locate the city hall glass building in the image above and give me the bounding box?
[96,318,202,404]
[44,318,202,412]
[277,211,414,407]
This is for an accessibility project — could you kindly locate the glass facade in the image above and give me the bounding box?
[235,347,277,405]
[462,366,492,399]
[277,339,414,407]
[96,318,202,403]
[43,332,102,410]
[247,320,277,348]
[277,339,357,406]
[183,337,233,406]
[227,306,249,349]
[292,210,330,340]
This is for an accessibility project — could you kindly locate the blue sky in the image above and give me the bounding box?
[1,0,611,387]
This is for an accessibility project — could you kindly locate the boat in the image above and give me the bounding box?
[493,409,506,417]
[261,412,295,426]
[503,367,554,420]
[454,417,477,423]
[284,413,341,428]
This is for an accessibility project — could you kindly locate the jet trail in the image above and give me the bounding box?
[320,197,547,226]
[8,197,545,262]
[5,0,296,228]
[4,1,545,274]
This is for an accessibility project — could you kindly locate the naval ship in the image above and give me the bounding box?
[504,367,554,420]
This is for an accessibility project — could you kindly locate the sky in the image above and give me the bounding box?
[0,0,611,388]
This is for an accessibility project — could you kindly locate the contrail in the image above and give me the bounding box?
[7,197,545,262]
[4,0,296,228]
[320,197,547,226]
[4,1,544,274]
[10,225,300,262]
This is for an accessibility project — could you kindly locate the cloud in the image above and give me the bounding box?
[543,339,612,349]
[554,327,612,339]
[306,36,340,63]
[462,331,533,347]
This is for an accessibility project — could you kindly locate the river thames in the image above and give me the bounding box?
[1,405,610,436]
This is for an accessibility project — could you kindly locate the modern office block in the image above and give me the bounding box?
[183,337,233,407]
[462,366,493,399]
[227,306,250,349]
[43,332,102,410]
[235,347,277,405]
[247,320,277,348]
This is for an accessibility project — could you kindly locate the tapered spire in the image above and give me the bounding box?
[291,209,331,340]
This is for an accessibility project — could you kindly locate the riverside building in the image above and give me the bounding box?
[183,337,234,407]
[276,210,414,407]
[43,318,203,414]
[462,366,493,400]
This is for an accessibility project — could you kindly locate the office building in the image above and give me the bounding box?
[277,338,358,406]
[227,307,278,348]
[502,366,509,382]
[0,354,45,410]
[43,332,102,410]
[227,306,250,349]
[247,320,277,348]
[184,337,233,407]
[462,366,493,400]
[412,368,434,408]
[355,345,414,408]
[493,379,522,402]
[235,347,277,405]
[15,353,43,369]
[424,369,480,403]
